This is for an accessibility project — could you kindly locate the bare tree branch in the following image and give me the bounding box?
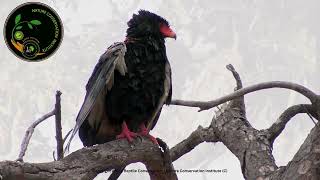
[266,104,319,144]
[170,126,218,162]
[106,127,216,180]
[16,110,55,162]
[55,91,64,160]
[16,91,65,162]
[4,64,319,180]
[149,138,178,180]
[267,124,320,180]
[6,118,218,180]
[225,64,247,119]
[171,81,318,112]
[211,97,278,179]
[226,64,243,90]
[1,138,177,180]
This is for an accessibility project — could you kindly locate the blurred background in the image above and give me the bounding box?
[0,0,319,179]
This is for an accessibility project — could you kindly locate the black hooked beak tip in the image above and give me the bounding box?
[173,34,177,40]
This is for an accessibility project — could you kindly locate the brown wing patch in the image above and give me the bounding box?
[87,88,105,130]
[95,118,120,141]
[87,86,119,140]
[65,42,127,152]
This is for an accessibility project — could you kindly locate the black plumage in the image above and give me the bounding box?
[106,38,169,131]
[66,10,175,150]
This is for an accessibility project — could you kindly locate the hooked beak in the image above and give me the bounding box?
[160,25,177,40]
[171,33,177,40]
[166,27,177,40]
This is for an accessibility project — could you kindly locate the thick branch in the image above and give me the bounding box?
[150,138,178,180]
[1,138,176,180]
[266,104,319,143]
[210,100,278,179]
[55,91,63,160]
[5,124,220,180]
[4,125,220,180]
[171,81,318,111]
[268,124,320,180]
[170,126,218,161]
[204,65,277,179]
[16,110,55,162]
[107,138,178,180]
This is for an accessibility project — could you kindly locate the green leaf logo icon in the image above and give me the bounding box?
[14,31,24,40]
[30,20,41,25]
[28,23,33,29]
[4,2,64,61]
[15,14,21,24]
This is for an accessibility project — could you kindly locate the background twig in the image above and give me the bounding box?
[16,90,64,162]
[16,110,55,162]
[55,91,63,160]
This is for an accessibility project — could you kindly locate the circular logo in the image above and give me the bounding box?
[4,2,63,62]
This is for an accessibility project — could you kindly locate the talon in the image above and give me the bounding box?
[116,122,137,142]
[138,124,158,145]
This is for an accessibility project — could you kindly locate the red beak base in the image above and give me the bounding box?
[160,24,177,40]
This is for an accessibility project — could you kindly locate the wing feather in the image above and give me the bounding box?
[65,42,126,152]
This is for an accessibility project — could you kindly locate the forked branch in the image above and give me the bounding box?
[266,104,319,143]
[16,91,63,162]
[16,110,55,162]
[5,64,319,180]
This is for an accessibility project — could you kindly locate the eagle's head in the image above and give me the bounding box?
[126,10,176,40]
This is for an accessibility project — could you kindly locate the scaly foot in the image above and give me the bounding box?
[138,124,158,145]
[116,122,137,143]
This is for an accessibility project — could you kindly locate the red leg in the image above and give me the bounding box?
[138,124,158,144]
[116,121,137,143]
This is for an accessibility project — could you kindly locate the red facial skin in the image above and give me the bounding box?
[160,23,177,39]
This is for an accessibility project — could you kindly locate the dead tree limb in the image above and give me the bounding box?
[171,81,318,112]
[16,110,55,162]
[16,90,64,162]
[107,138,180,180]
[170,126,218,161]
[3,64,319,180]
[54,91,64,160]
[152,138,178,180]
[266,104,319,144]
[1,138,177,180]
[268,124,320,180]
[171,64,319,179]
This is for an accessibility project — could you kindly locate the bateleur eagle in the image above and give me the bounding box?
[65,10,175,150]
